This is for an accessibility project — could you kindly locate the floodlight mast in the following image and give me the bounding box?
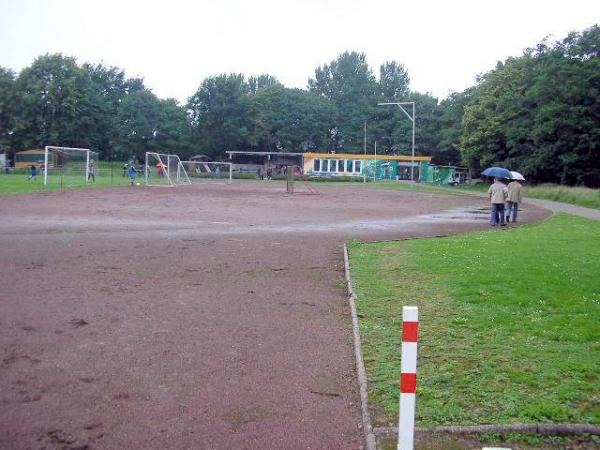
[378,102,416,184]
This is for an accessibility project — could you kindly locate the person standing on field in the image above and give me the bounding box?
[27,164,37,181]
[128,165,137,185]
[506,179,523,223]
[88,159,96,182]
[488,177,508,227]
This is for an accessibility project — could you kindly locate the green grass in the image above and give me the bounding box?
[331,180,600,210]
[522,184,600,210]
[348,214,600,427]
[453,183,600,210]
[0,170,131,195]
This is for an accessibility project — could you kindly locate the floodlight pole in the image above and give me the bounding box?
[378,102,416,185]
[374,141,377,183]
[363,120,367,183]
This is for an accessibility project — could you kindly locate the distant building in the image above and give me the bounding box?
[14,149,45,168]
[226,151,432,181]
[419,163,471,184]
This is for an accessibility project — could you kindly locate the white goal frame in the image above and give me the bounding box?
[181,161,233,185]
[44,146,94,185]
[145,152,191,186]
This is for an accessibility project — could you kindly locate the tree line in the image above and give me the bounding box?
[0,25,598,186]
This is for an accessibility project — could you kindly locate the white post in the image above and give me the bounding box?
[44,145,49,185]
[85,150,90,183]
[145,152,148,185]
[398,306,418,450]
[229,164,233,185]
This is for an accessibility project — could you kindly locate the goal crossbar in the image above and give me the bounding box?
[145,152,191,186]
[44,145,94,185]
[181,161,233,184]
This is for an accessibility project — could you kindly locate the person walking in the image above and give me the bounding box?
[122,162,128,177]
[506,179,523,223]
[488,177,508,227]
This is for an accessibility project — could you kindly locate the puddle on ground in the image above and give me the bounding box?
[3,206,492,238]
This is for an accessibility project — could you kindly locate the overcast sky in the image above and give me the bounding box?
[1,0,598,103]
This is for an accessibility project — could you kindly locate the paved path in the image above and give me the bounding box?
[525,198,600,220]
[451,188,600,220]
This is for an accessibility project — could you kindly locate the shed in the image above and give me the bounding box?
[15,149,45,168]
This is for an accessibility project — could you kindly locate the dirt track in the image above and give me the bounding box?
[0,182,549,449]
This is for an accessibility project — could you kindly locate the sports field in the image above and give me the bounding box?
[0,182,549,449]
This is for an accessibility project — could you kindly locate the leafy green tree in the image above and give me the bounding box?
[369,61,412,153]
[309,51,377,151]
[156,98,193,158]
[0,67,16,154]
[251,85,336,152]
[378,61,410,101]
[12,54,92,151]
[460,25,600,186]
[248,74,281,94]
[114,90,162,162]
[432,89,475,165]
[187,74,254,159]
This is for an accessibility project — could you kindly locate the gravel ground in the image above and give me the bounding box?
[0,182,550,450]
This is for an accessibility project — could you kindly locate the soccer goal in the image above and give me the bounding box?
[44,146,99,186]
[145,152,191,186]
[181,161,233,184]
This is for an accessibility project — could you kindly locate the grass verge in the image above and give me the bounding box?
[332,180,600,210]
[348,214,600,428]
[522,184,600,210]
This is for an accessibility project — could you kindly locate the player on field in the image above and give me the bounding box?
[128,165,137,185]
[27,164,37,181]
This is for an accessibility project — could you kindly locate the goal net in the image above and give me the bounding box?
[145,152,191,186]
[44,146,99,187]
[181,161,232,184]
[286,165,319,195]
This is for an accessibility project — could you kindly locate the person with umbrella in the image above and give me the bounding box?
[487,176,508,227]
[506,172,524,223]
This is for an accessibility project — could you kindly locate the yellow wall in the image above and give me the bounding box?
[303,152,431,162]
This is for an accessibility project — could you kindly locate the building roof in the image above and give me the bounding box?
[15,149,44,155]
[303,152,431,162]
[225,151,431,162]
[226,151,304,157]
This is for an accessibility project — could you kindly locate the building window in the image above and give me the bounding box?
[330,160,337,172]
[354,160,361,173]
[314,159,320,172]
[346,160,353,172]
[338,160,345,172]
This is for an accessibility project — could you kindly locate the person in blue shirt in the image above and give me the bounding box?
[27,164,37,181]
[128,165,137,185]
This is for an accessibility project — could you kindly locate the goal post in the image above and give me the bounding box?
[145,152,191,186]
[181,161,233,185]
[44,146,98,186]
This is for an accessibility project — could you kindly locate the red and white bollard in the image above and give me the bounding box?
[398,306,419,450]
